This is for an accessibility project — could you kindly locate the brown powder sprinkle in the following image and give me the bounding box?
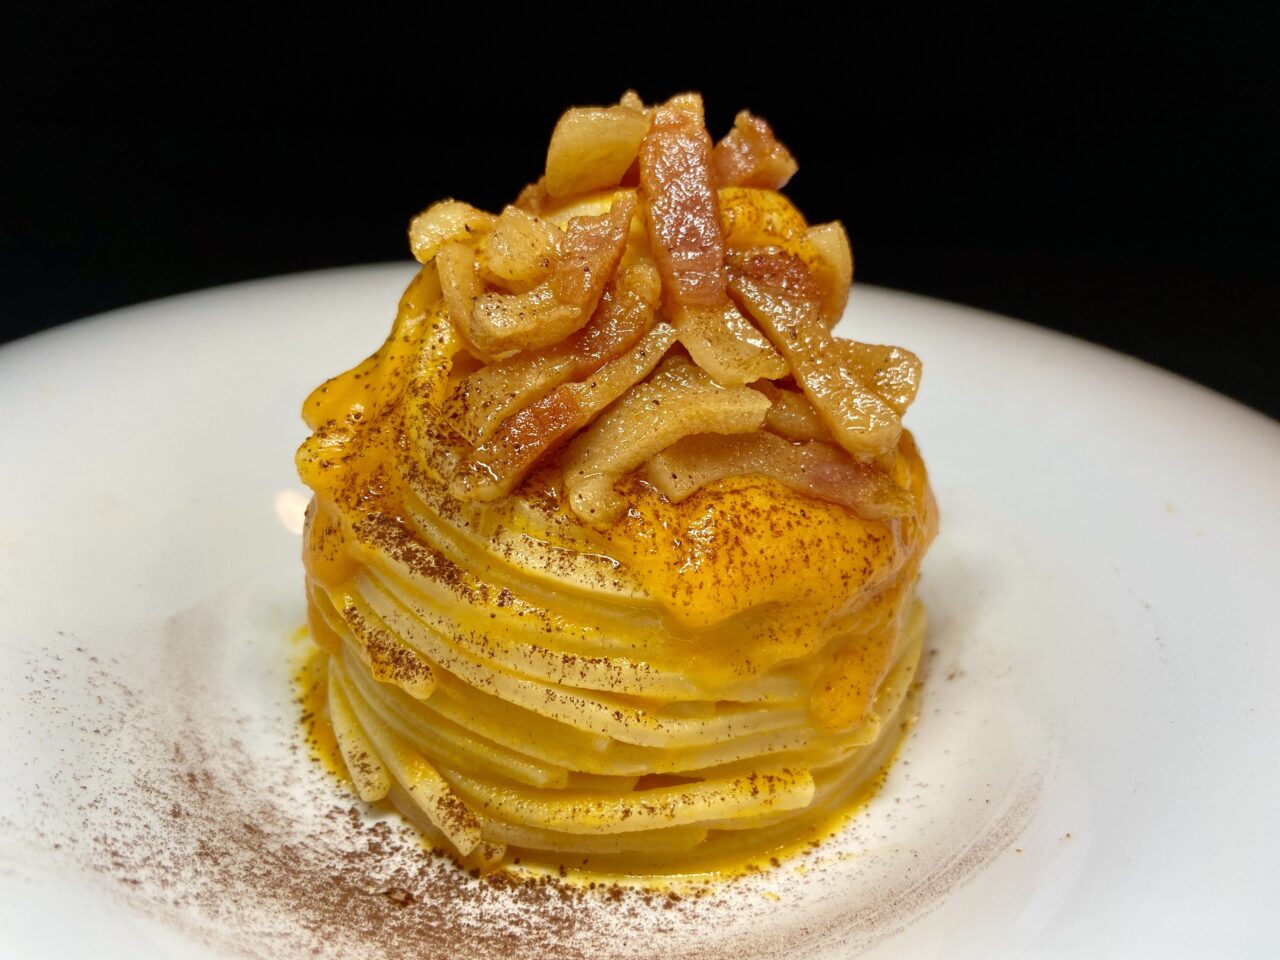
[4,584,1039,959]
[340,602,435,694]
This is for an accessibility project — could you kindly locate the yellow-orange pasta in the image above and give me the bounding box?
[296,90,937,878]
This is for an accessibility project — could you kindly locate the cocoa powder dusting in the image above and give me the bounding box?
[340,603,435,693]
[4,586,1039,959]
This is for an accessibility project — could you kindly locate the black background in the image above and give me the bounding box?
[4,8,1277,417]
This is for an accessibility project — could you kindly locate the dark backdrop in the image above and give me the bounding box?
[4,8,1277,417]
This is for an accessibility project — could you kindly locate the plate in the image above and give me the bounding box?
[1,265,1277,959]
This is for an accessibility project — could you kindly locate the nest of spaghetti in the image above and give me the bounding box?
[297,91,938,879]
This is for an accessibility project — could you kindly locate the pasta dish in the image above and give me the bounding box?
[296,91,938,878]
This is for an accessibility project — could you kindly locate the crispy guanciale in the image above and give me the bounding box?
[400,90,923,527]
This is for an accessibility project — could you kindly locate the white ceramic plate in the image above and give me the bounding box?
[1,265,1277,959]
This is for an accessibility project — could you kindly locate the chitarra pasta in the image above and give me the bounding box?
[297,91,938,878]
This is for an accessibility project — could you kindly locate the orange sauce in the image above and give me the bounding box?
[293,631,349,788]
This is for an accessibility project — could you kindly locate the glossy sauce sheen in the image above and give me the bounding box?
[300,307,934,685]
[295,269,937,876]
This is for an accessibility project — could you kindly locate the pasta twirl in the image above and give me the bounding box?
[296,90,938,879]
